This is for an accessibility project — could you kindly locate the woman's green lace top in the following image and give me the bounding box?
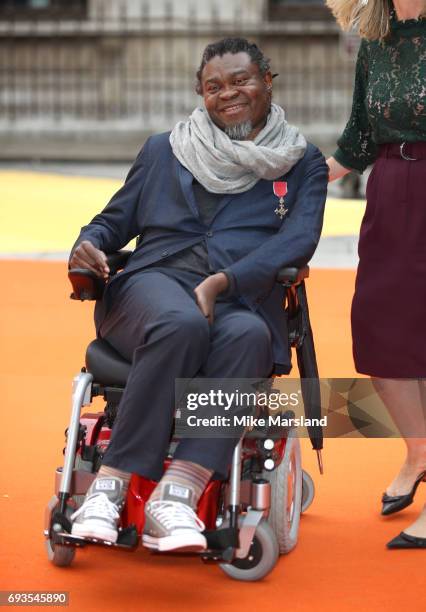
[334,16,426,173]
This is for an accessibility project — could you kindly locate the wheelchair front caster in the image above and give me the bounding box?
[219,520,279,582]
[44,495,77,567]
[45,539,76,567]
[301,469,315,513]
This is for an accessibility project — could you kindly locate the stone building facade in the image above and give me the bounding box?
[0,0,357,160]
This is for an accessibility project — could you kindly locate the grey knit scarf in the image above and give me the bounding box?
[169,103,307,194]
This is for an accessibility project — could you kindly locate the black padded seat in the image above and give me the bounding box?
[85,339,131,386]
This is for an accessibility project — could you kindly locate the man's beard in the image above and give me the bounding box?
[224,120,253,141]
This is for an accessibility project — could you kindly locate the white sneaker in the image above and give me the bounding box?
[142,484,207,552]
[70,477,124,543]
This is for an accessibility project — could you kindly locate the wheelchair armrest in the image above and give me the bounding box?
[68,249,132,301]
[68,269,105,301]
[276,265,309,286]
[107,250,132,275]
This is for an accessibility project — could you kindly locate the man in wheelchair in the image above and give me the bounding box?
[68,37,328,553]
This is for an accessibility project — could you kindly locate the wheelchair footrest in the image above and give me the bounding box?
[201,527,239,563]
[201,546,235,563]
[52,525,139,551]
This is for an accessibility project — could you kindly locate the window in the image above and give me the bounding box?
[269,0,334,21]
[0,0,87,19]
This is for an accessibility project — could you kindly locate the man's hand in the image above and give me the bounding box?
[194,272,229,325]
[69,240,110,279]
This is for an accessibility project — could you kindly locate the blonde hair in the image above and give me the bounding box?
[325,0,426,41]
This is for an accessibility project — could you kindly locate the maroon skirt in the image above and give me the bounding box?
[351,142,426,378]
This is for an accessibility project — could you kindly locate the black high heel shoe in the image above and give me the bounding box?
[387,532,426,549]
[381,471,426,516]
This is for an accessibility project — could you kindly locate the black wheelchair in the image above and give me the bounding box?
[44,250,323,582]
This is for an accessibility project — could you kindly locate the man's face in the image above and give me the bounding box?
[200,52,272,140]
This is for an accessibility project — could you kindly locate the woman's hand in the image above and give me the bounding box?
[69,240,110,279]
[194,272,229,325]
[327,156,351,182]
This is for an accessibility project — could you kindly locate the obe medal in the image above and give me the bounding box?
[273,181,288,219]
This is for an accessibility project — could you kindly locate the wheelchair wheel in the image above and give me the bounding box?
[45,496,76,567]
[45,539,76,567]
[264,432,302,554]
[301,470,315,513]
[219,519,279,582]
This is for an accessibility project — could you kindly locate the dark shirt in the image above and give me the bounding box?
[150,179,235,296]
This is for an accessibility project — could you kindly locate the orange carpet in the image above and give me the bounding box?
[1,261,425,611]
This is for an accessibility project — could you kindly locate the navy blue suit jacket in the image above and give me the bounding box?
[73,131,328,373]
